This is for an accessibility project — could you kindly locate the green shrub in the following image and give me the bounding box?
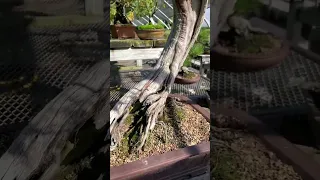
[189,43,204,58]
[197,27,210,46]
[137,23,165,30]
[183,57,192,67]
[184,43,204,67]
[183,27,209,67]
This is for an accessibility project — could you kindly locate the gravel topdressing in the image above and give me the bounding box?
[110,99,210,167]
[211,114,303,180]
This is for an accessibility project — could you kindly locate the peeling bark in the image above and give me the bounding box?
[109,0,208,151]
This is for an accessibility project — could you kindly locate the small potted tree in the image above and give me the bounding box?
[175,28,210,84]
[110,0,136,39]
[134,0,166,40]
[136,22,166,40]
[211,0,290,72]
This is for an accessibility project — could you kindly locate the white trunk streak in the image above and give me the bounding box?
[109,0,208,150]
[210,0,237,46]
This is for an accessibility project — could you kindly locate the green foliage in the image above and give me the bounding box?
[189,43,205,58]
[197,28,210,46]
[110,0,139,24]
[110,0,164,24]
[183,57,192,67]
[110,2,117,24]
[132,0,162,20]
[137,23,165,30]
[184,28,210,67]
[234,0,262,17]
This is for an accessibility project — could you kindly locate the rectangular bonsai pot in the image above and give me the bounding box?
[110,94,210,180]
[213,106,320,180]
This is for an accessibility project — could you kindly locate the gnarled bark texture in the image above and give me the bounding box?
[109,0,209,151]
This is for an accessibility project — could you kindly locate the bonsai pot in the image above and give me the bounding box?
[110,95,210,180]
[175,72,201,84]
[136,29,165,40]
[211,41,290,72]
[111,24,137,39]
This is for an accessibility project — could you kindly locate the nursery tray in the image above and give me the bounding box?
[110,94,210,180]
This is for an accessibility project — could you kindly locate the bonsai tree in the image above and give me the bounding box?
[212,0,270,50]
[110,0,271,151]
[133,0,163,24]
[110,0,210,151]
[110,0,164,25]
[110,0,135,25]
[136,22,165,30]
[211,0,289,72]
[180,28,210,78]
[136,22,166,40]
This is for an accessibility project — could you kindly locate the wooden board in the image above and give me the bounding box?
[0,60,109,180]
[110,48,163,61]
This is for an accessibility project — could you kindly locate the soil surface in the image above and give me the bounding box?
[217,31,282,54]
[179,70,197,79]
[211,114,302,180]
[110,99,210,167]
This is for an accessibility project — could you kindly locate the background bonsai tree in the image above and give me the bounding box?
[181,27,210,77]
[212,0,268,47]
[136,22,165,30]
[110,0,165,25]
[133,0,164,24]
[110,0,135,25]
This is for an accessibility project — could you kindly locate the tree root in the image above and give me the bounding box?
[135,91,169,151]
[227,15,268,38]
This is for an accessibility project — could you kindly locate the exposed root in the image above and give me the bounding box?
[227,15,268,37]
[135,91,169,151]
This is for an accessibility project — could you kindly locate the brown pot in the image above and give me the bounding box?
[175,72,201,84]
[211,41,290,72]
[111,24,137,39]
[136,29,165,40]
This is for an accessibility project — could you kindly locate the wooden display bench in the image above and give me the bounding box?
[110,39,166,67]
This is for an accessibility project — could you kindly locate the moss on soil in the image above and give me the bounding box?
[219,33,282,54]
[179,70,197,79]
[137,24,165,30]
[110,99,210,167]
[119,66,143,71]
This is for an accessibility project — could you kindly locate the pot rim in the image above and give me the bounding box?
[136,29,165,32]
[212,41,290,59]
[113,24,135,27]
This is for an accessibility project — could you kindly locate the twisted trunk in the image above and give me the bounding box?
[109,0,208,151]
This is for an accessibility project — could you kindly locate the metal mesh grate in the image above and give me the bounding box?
[14,0,86,16]
[211,50,320,115]
[0,22,107,133]
[110,70,210,107]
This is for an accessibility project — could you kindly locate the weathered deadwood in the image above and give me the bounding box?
[0,60,109,180]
